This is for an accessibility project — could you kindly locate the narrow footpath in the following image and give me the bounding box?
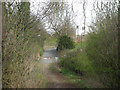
[40,48,78,88]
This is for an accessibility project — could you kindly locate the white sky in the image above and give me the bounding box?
[30,0,116,35]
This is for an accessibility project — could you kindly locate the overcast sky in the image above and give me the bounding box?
[30,0,116,35]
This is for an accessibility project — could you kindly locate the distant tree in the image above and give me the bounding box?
[57,35,75,51]
[43,1,75,38]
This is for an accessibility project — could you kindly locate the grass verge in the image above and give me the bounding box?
[60,68,87,88]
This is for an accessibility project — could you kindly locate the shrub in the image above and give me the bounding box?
[57,35,75,51]
[85,7,119,87]
[58,50,94,76]
[86,29,119,88]
[2,2,47,87]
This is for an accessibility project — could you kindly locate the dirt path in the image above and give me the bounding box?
[40,48,78,88]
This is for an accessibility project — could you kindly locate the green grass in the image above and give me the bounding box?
[49,62,87,88]
[60,68,87,88]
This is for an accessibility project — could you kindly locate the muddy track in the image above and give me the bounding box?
[40,48,78,88]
